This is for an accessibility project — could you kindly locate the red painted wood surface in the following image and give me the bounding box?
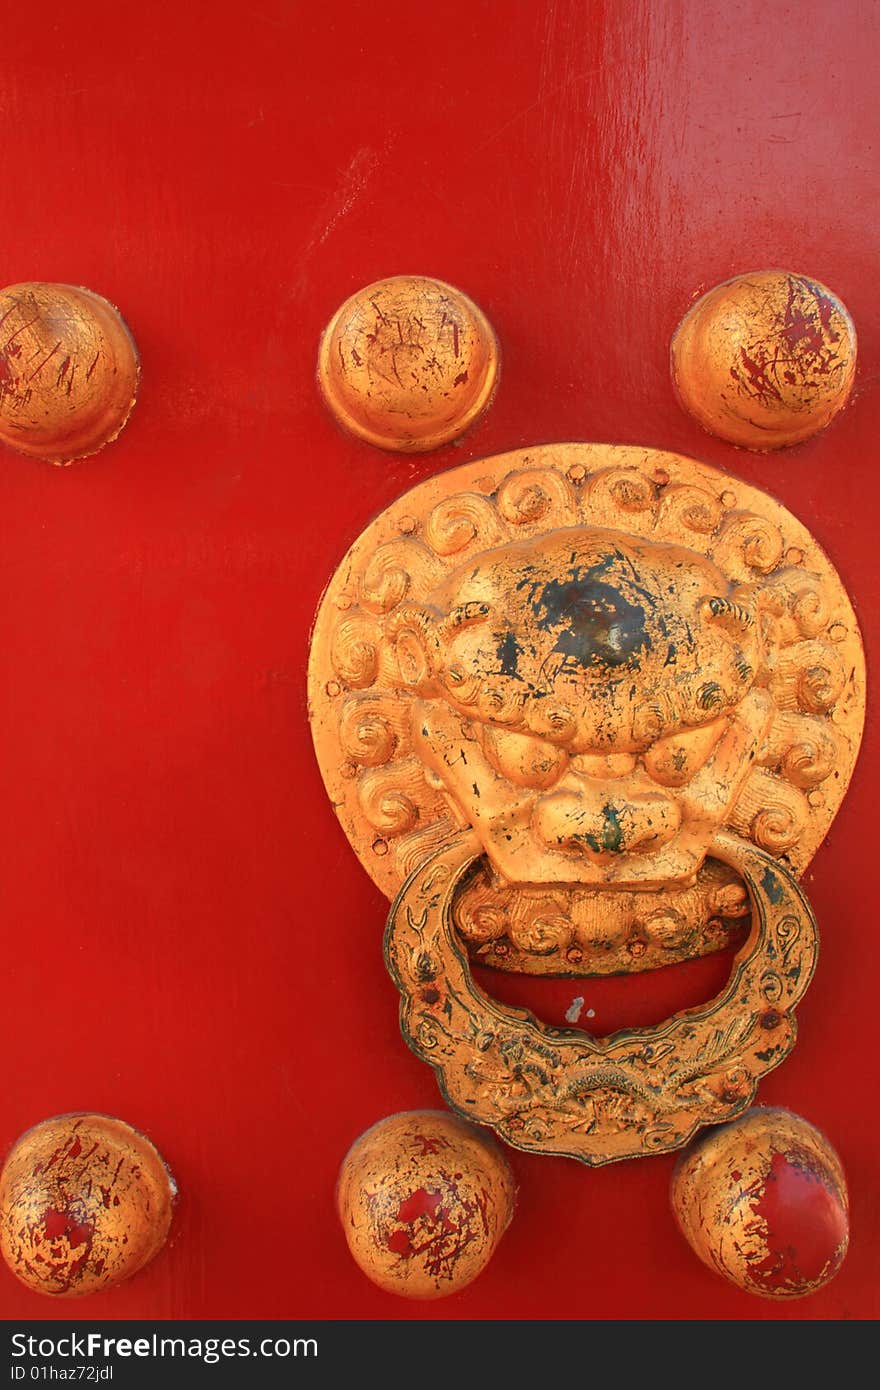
[1,0,877,1321]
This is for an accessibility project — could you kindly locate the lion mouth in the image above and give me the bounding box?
[450,841,751,977]
[412,681,774,907]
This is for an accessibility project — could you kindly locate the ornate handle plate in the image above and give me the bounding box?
[308,443,864,1162]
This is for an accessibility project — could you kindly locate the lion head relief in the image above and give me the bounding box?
[390,526,776,892]
[308,445,864,976]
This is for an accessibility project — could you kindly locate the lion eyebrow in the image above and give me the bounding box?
[439,602,491,639]
[702,595,755,634]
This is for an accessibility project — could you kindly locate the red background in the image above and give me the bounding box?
[1,0,877,1321]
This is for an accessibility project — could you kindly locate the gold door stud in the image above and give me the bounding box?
[0,282,140,465]
[318,274,499,452]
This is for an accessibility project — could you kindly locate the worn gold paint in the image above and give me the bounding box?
[308,444,864,976]
[671,270,856,450]
[336,1110,515,1299]
[317,275,499,452]
[0,1114,175,1297]
[0,283,140,464]
[671,1107,849,1298]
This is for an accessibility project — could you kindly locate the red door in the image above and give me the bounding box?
[1,0,877,1321]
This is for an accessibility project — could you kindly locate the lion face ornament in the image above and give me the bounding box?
[400,528,773,891]
[308,445,864,1164]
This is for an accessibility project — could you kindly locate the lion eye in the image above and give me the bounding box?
[642,718,726,787]
[480,725,568,789]
[439,664,481,703]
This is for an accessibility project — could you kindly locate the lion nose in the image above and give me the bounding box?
[532,782,681,860]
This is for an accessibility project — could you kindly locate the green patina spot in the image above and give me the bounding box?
[761,866,785,905]
[583,804,626,855]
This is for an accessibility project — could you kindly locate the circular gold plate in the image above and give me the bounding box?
[308,444,865,977]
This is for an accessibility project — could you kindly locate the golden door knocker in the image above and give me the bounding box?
[308,444,865,1165]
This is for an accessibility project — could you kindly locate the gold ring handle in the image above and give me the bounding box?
[384,829,818,1165]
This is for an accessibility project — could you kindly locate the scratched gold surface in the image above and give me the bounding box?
[0,282,139,464]
[671,1107,849,1298]
[317,275,499,452]
[0,1114,175,1297]
[337,1110,515,1299]
[671,270,856,450]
